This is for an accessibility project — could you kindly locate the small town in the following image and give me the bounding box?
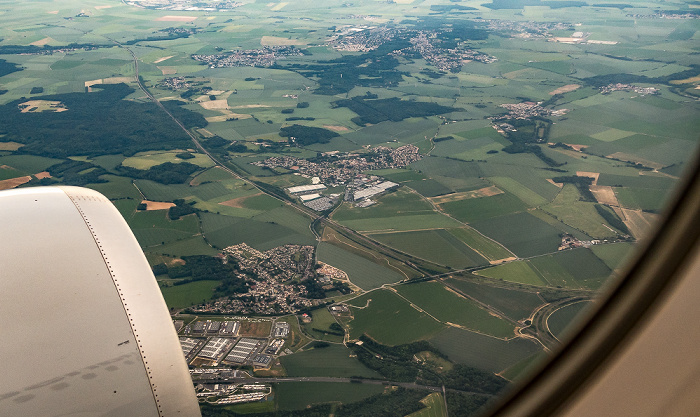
[327,25,400,52]
[494,101,568,121]
[600,83,660,95]
[252,144,422,187]
[185,243,350,315]
[403,31,497,72]
[192,46,304,68]
[486,19,574,39]
[159,76,192,90]
[125,0,243,10]
[328,25,496,71]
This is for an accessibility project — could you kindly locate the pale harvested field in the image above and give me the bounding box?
[502,68,530,80]
[270,2,288,10]
[612,205,625,219]
[576,171,600,185]
[85,77,133,91]
[0,142,24,151]
[548,146,589,160]
[549,84,580,95]
[428,186,503,204]
[155,15,197,22]
[47,10,58,14]
[196,91,226,99]
[0,176,31,190]
[19,100,67,113]
[157,66,176,75]
[622,208,658,240]
[590,185,618,206]
[95,5,114,9]
[30,37,54,46]
[200,99,229,110]
[154,55,174,64]
[567,144,587,151]
[489,256,518,265]
[552,37,583,43]
[547,178,563,188]
[219,193,262,208]
[261,35,305,46]
[205,111,252,122]
[323,125,350,132]
[670,75,700,85]
[142,200,175,211]
[231,104,270,109]
[35,171,51,179]
[197,128,215,138]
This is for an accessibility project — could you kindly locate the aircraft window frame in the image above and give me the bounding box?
[484,153,700,417]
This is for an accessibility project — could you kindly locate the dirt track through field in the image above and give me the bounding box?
[428,186,503,204]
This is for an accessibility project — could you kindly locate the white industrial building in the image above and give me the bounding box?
[353,181,399,200]
[286,184,326,194]
[299,193,322,202]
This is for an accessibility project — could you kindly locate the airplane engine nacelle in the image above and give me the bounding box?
[0,186,201,416]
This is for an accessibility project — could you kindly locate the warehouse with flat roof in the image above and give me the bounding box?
[197,337,234,362]
[287,184,326,194]
[224,338,263,364]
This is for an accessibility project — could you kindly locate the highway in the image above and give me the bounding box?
[193,376,494,397]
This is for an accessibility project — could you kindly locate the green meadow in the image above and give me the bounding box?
[346,289,447,345]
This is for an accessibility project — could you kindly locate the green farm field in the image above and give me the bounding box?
[429,327,542,374]
[332,189,447,220]
[446,227,514,262]
[153,235,220,257]
[280,344,379,378]
[369,229,488,269]
[407,393,447,417]
[395,281,515,339]
[88,175,142,200]
[301,306,345,343]
[547,301,594,340]
[274,382,384,411]
[528,248,613,290]
[161,280,220,309]
[122,151,215,170]
[542,185,620,239]
[133,179,232,202]
[346,289,447,346]
[443,279,544,322]
[0,155,62,173]
[439,192,528,223]
[0,165,25,180]
[471,212,563,258]
[316,242,404,290]
[339,214,462,233]
[476,260,547,287]
[590,242,636,271]
[614,187,671,212]
[204,216,315,251]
